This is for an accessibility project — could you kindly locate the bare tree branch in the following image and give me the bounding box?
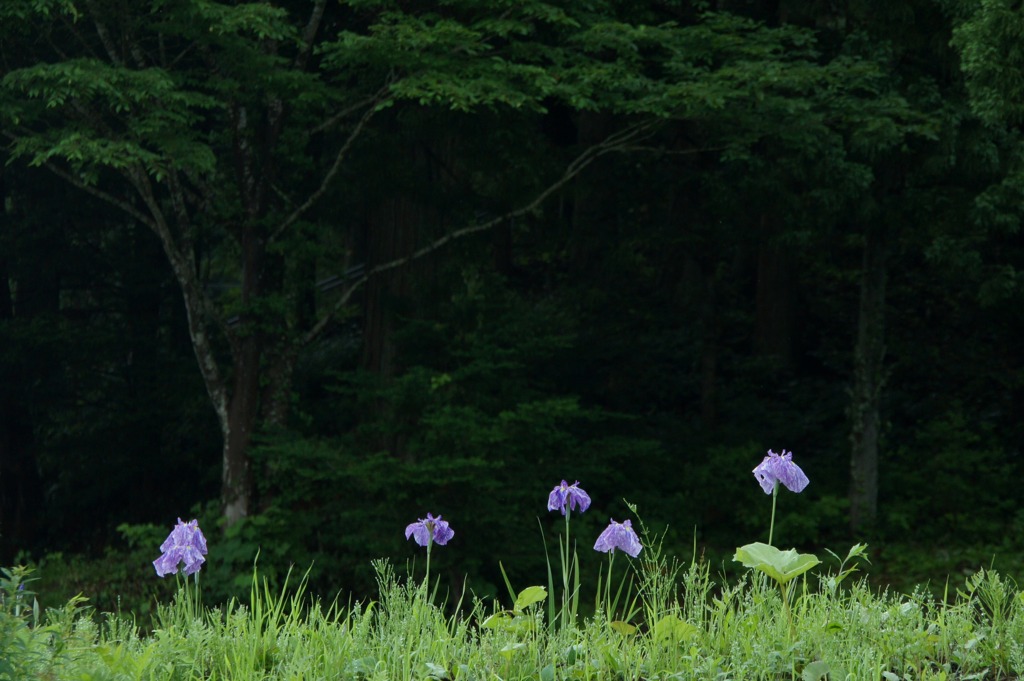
[21,155,157,230]
[270,85,392,242]
[300,119,660,347]
[124,164,232,429]
[7,132,233,428]
[82,0,124,66]
[295,0,328,70]
[618,144,729,155]
[310,78,395,135]
[310,97,375,136]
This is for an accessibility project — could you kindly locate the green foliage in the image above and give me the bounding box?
[0,0,77,23]
[33,526,175,620]
[9,556,1024,680]
[196,507,309,606]
[481,569,548,634]
[0,566,91,681]
[822,542,871,593]
[882,407,1017,543]
[243,269,665,599]
[734,542,821,587]
[4,59,219,183]
[951,0,1024,124]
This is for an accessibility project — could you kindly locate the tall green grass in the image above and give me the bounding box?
[4,542,1024,681]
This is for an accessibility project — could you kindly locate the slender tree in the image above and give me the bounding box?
[0,0,665,525]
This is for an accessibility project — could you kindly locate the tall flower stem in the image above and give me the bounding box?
[191,571,200,621]
[545,479,590,629]
[768,483,778,546]
[176,571,202,625]
[424,536,433,594]
[560,507,575,629]
[600,552,616,621]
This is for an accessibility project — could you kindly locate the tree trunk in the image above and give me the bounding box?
[848,223,887,533]
[222,340,260,525]
[220,226,270,525]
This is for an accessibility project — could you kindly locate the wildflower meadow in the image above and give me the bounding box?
[3,451,1024,680]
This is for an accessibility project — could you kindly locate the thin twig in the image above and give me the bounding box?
[271,86,392,242]
[310,81,394,135]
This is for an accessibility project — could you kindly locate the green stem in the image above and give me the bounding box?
[604,552,616,621]
[425,537,433,598]
[192,571,201,622]
[768,483,778,546]
[562,508,572,629]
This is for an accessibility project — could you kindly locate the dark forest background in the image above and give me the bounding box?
[1,0,1023,613]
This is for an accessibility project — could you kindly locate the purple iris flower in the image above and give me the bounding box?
[153,518,208,577]
[593,518,643,557]
[405,513,454,547]
[547,480,592,515]
[753,449,809,495]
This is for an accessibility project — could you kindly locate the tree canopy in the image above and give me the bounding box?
[1,0,1022,601]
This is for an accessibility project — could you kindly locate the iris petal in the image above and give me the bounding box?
[752,450,809,495]
[593,518,643,557]
[153,518,209,577]
[548,480,591,515]
[406,514,454,547]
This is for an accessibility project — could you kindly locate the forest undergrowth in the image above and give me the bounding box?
[3,540,1023,680]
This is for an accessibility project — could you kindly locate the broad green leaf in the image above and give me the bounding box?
[651,614,699,643]
[514,585,547,612]
[802,660,831,681]
[609,620,636,636]
[733,542,820,586]
[481,612,512,630]
[499,643,526,658]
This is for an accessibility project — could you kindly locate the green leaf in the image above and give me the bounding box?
[481,612,512,630]
[513,585,547,613]
[733,542,820,586]
[802,660,831,681]
[423,662,448,680]
[844,542,870,564]
[499,642,526,657]
[651,614,699,643]
[609,620,636,636]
